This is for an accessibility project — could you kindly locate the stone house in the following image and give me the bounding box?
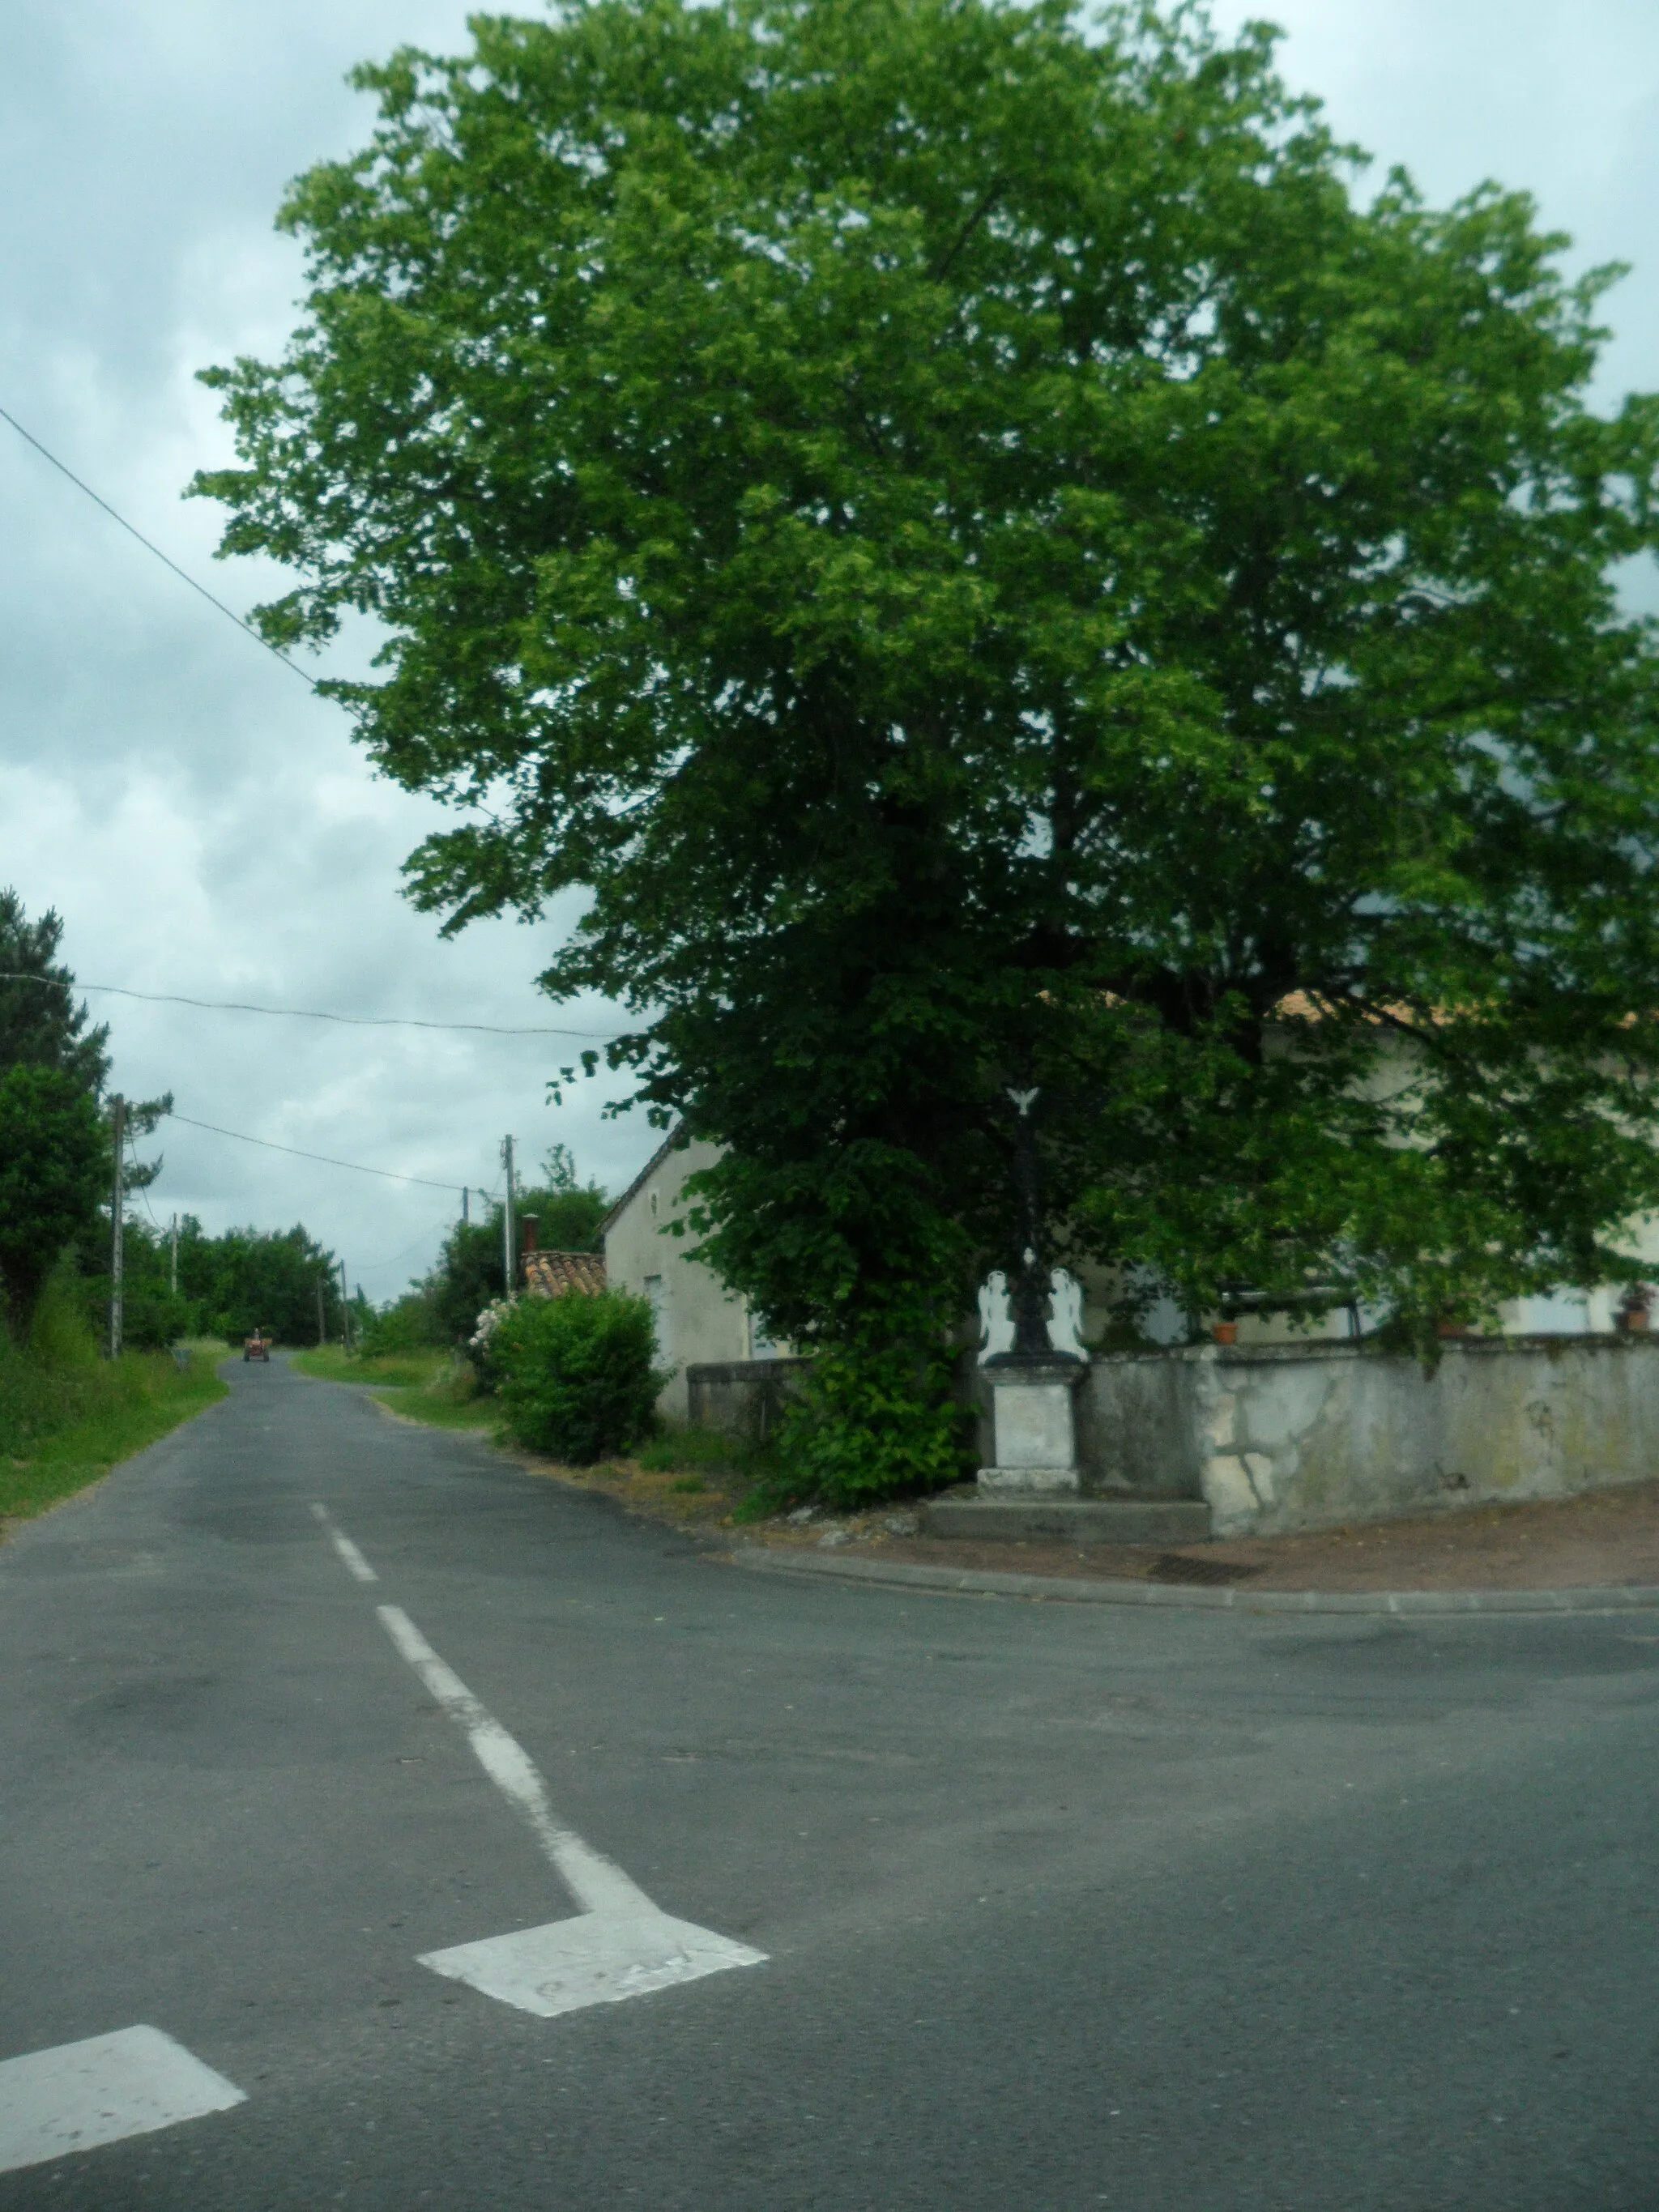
[599,1130,790,1420]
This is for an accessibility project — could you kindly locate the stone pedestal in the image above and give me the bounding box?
[979,1362,1085,1494]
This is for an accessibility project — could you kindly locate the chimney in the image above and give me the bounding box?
[519,1215,539,1258]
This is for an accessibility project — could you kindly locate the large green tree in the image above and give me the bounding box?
[0,1068,109,1338]
[0,890,111,1095]
[196,0,1659,1494]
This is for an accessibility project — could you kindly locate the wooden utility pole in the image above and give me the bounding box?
[108,1094,126,1360]
[461,1186,469,1225]
[339,1259,351,1351]
[501,1136,517,1292]
[315,1273,326,1348]
[168,1211,179,1298]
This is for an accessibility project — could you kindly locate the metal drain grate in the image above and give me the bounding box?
[1146,1552,1263,1586]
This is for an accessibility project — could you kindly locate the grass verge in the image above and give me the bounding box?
[510,1420,808,1535]
[287,1356,889,1545]
[289,1344,497,1432]
[0,1337,230,1533]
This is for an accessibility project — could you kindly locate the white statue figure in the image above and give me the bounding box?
[1047,1268,1088,1361]
[977,1271,1016,1365]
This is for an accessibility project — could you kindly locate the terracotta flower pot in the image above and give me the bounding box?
[1211,1321,1239,1347]
[1435,1318,1465,1340]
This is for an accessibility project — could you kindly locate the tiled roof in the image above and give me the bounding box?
[524,1250,608,1299]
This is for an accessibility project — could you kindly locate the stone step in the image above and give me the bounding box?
[919,1494,1213,1546]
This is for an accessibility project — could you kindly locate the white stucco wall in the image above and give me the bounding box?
[601,1135,753,1419]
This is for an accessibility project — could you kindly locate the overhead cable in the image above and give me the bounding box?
[0,400,319,688]
[167,1110,463,1193]
[0,972,618,1042]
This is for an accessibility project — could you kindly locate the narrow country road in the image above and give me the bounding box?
[1,1355,1655,2210]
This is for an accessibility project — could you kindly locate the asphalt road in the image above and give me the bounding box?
[1,1356,1657,2210]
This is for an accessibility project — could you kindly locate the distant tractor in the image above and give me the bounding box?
[243,1329,272,1362]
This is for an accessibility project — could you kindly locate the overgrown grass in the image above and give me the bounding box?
[632,1420,791,1515]
[0,1296,229,1530]
[633,1422,753,1477]
[291,1344,447,1389]
[290,1344,496,1431]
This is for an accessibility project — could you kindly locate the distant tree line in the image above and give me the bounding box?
[0,888,346,1350]
[73,1217,346,1350]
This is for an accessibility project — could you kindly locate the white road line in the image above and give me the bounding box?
[375,1604,645,1916]
[0,2027,245,2175]
[309,1501,377,1583]
[373,1602,767,2018]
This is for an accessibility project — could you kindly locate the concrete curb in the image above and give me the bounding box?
[724,1545,1659,1617]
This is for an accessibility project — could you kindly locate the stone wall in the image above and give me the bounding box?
[1077,1354,1205,1498]
[685,1359,809,1443]
[691,1338,1659,1537]
[1191,1336,1659,1536]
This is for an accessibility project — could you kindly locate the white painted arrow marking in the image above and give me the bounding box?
[0,2027,245,2175]
[373,1603,766,2018]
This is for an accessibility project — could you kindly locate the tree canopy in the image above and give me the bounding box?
[0,1068,109,1339]
[0,890,110,1097]
[196,0,1659,1490]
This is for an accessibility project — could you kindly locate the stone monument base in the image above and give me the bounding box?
[979,1362,1085,1495]
[978,1462,1081,1495]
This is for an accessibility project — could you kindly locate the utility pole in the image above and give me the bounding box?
[461,1186,469,1225]
[108,1094,126,1360]
[315,1273,326,1348]
[339,1259,351,1352]
[501,1136,517,1293]
[168,1212,179,1298]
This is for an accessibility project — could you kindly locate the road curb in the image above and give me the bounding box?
[723,1545,1659,1617]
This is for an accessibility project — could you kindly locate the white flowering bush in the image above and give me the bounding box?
[468,1296,516,1387]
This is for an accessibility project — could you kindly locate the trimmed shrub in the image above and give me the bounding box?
[492,1290,662,1464]
[772,1325,970,1510]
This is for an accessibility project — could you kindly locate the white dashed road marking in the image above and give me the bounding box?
[312,1507,766,2019]
[0,2027,245,2175]
[310,1501,377,1583]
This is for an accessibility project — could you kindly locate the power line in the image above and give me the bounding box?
[0,973,619,1042]
[351,1212,463,1274]
[167,1110,464,1192]
[0,401,319,689]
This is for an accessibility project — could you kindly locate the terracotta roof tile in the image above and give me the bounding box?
[524,1250,607,1299]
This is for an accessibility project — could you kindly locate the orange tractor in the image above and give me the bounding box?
[242,1329,272,1362]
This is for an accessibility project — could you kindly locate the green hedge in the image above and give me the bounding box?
[493,1290,662,1464]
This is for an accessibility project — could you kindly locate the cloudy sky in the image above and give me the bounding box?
[2,0,1657,1306]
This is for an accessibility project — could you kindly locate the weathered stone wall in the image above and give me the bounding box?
[685,1359,809,1443]
[693,1338,1659,1537]
[1193,1336,1659,1536]
[1077,1354,1205,1498]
